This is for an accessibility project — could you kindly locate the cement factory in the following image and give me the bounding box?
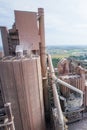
[0,8,87,130]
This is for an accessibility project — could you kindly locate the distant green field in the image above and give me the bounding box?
[51,53,70,59]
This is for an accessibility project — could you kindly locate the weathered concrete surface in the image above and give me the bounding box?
[68,119,87,130]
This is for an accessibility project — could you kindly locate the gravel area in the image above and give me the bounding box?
[68,119,87,130]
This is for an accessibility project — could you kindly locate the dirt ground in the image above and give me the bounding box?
[68,119,87,130]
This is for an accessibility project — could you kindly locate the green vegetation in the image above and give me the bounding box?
[52,54,70,59]
[52,58,60,68]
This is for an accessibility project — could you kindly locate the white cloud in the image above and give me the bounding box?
[0,0,87,45]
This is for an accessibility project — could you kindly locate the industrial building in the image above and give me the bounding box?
[0,8,87,130]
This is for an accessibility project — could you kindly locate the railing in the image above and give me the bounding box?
[0,103,15,130]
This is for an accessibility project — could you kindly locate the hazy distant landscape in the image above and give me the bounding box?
[47,45,87,67]
[47,45,87,57]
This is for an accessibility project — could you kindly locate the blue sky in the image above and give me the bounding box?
[0,0,87,46]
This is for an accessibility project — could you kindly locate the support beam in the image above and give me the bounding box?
[52,83,64,130]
